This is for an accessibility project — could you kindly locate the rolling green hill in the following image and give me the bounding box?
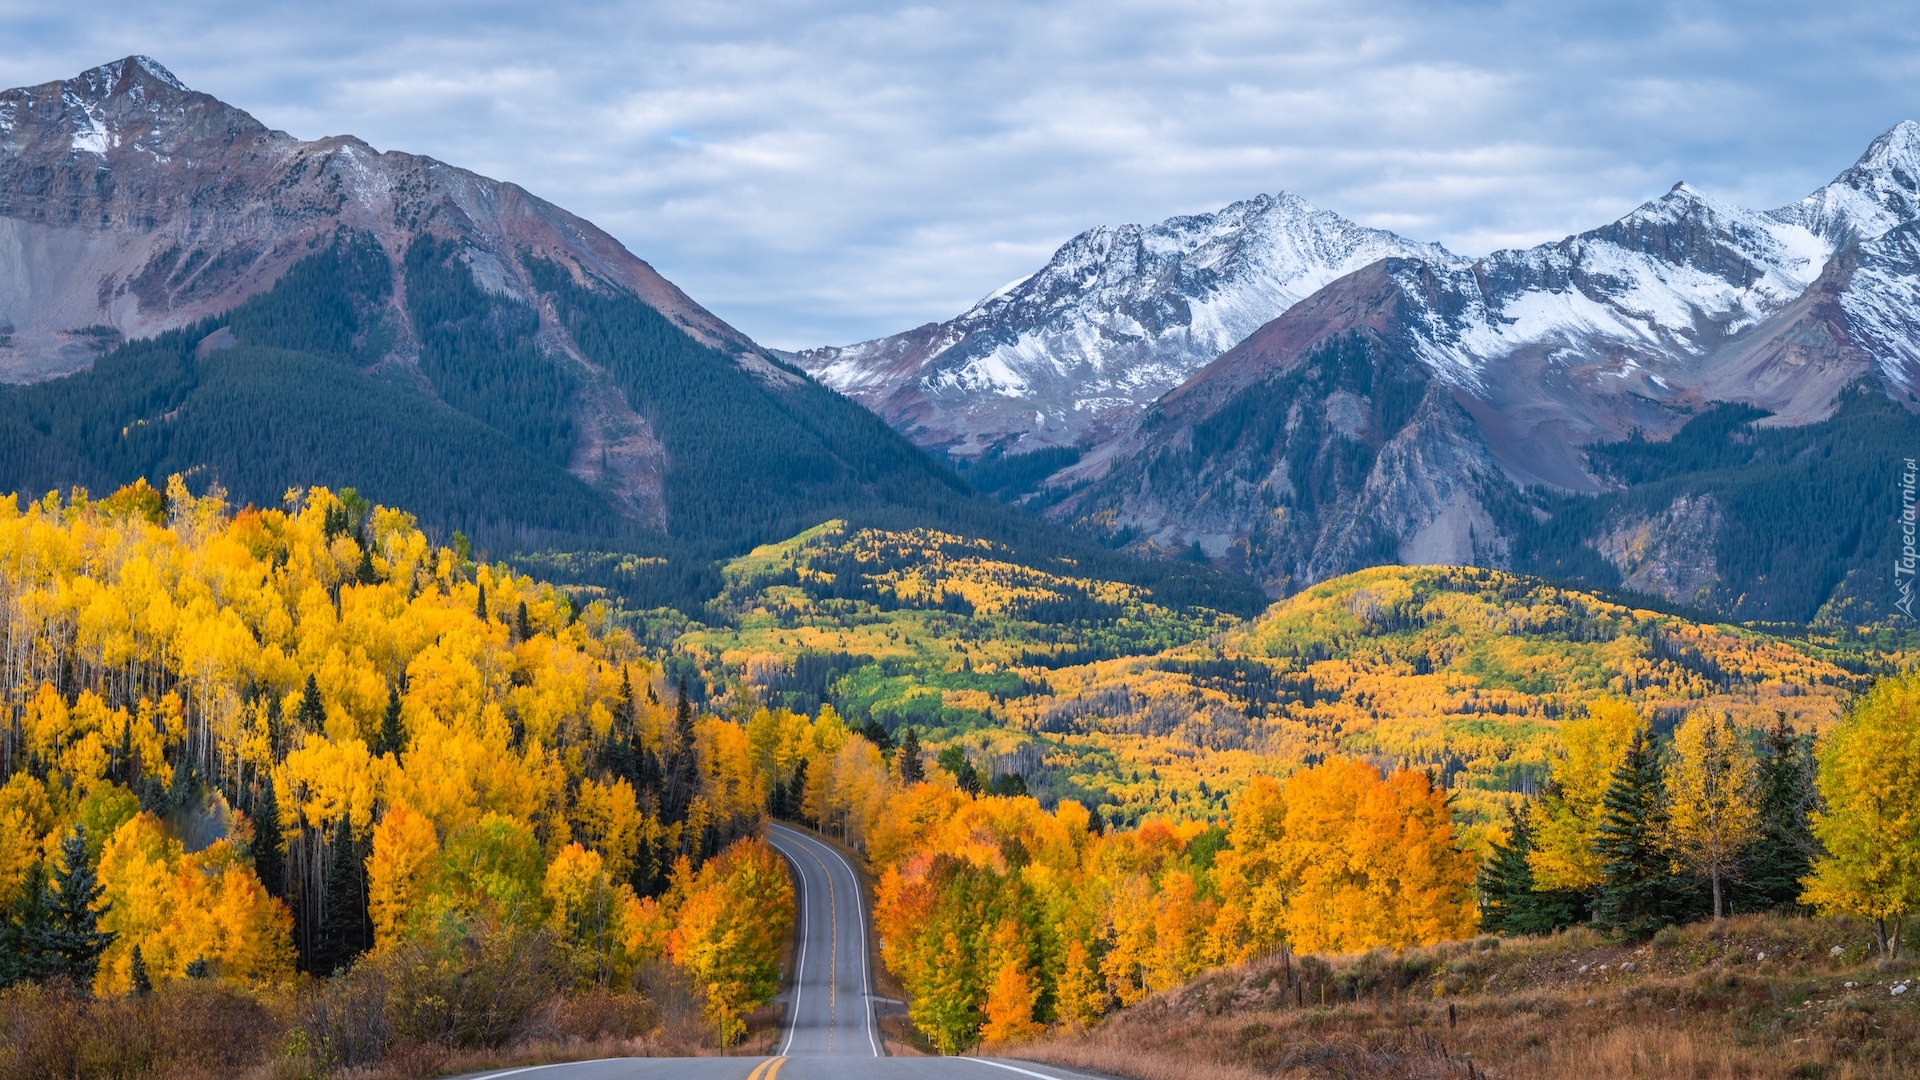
[673,538,1909,832]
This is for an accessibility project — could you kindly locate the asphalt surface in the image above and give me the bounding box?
[455,824,1109,1080]
[459,1058,1109,1080]
[763,822,881,1057]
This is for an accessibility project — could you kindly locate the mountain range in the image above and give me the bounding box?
[0,56,1257,616]
[799,122,1920,623]
[4,56,1917,628]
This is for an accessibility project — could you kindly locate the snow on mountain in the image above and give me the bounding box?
[1387,181,1834,400]
[1770,120,1920,245]
[1048,122,1920,611]
[791,193,1453,457]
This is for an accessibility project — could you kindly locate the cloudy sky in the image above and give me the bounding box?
[3,0,1917,348]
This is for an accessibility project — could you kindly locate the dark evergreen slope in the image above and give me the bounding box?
[1496,385,1920,624]
[408,236,577,467]
[0,235,633,552]
[0,236,1266,618]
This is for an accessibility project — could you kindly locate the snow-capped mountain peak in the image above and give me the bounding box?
[792,191,1450,457]
[1771,120,1920,245]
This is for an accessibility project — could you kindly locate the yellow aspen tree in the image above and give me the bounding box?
[980,960,1043,1045]
[1666,710,1760,921]
[1803,674,1920,958]
[667,836,795,1045]
[1529,696,1642,891]
[1052,936,1110,1029]
[367,801,440,949]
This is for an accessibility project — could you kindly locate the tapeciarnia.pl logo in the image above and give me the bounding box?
[1899,457,1917,618]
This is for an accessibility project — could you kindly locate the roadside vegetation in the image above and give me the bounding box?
[1019,913,1918,1079]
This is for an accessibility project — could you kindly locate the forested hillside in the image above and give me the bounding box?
[668,538,1894,831]
[1496,385,1920,623]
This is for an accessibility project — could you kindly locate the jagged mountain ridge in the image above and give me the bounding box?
[788,192,1451,458]
[1049,122,1920,620]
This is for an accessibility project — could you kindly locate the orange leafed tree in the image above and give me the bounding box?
[666,835,795,1045]
[1215,758,1476,954]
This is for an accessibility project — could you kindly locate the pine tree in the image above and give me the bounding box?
[253,775,287,900]
[0,861,56,987]
[664,681,701,826]
[128,944,152,997]
[898,727,925,785]
[377,686,405,758]
[354,542,379,585]
[602,670,638,787]
[1594,730,1684,937]
[937,745,981,795]
[297,673,326,733]
[42,827,115,988]
[313,818,369,975]
[1736,712,1818,912]
[516,600,531,640]
[1477,807,1583,935]
[476,582,488,620]
[185,956,210,979]
[264,694,287,761]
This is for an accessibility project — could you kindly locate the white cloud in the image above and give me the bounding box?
[1,0,1917,348]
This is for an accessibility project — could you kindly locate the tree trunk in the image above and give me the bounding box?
[1711,870,1723,922]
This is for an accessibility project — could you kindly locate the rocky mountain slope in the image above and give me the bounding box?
[0,55,766,530]
[0,58,1263,617]
[788,193,1449,458]
[1047,122,1920,621]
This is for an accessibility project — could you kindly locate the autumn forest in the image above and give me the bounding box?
[0,476,1913,1077]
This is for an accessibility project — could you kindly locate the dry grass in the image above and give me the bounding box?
[1017,915,1919,1080]
[0,971,757,1080]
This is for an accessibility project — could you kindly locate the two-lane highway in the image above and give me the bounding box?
[764,822,880,1057]
[459,822,1105,1080]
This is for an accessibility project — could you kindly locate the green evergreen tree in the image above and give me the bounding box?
[898,727,925,785]
[859,718,895,752]
[1735,712,1819,912]
[42,827,116,988]
[1594,730,1684,937]
[377,686,405,758]
[185,956,210,979]
[313,817,368,976]
[602,670,639,788]
[0,862,56,987]
[1477,807,1583,935]
[664,681,701,827]
[354,542,379,586]
[516,600,531,640]
[937,745,981,795]
[264,695,287,761]
[476,582,488,621]
[128,944,152,997]
[297,673,326,733]
[253,775,286,900]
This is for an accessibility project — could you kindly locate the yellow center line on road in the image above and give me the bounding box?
[745,1056,786,1080]
[805,841,840,1050]
[765,1057,791,1080]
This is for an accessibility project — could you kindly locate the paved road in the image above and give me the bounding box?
[461,1057,1108,1080]
[457,824,1106,1080]
[763,822,880,1057]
